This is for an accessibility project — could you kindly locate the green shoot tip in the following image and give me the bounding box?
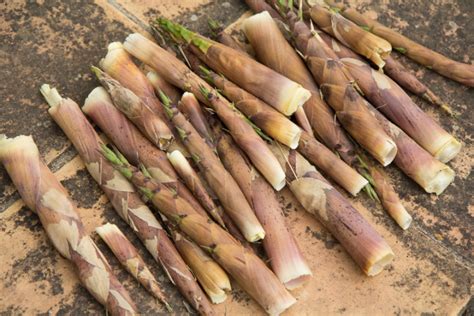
[164,302,173,313]
[100,144,122,165]
[158,89,174,119]
[154,18,211,53]
[175,126,188,141]
[394,47,407,54]
[207,18,221,33]
[198,84,212,100]
[111,145,130,165]
[158,89,171,106]
[90,65,104,78]
[139,164,152,178]
[199,65,211,76]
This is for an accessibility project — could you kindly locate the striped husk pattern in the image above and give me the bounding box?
[96,223,171,310]
[123,33,286,191]
[101,146,297,316]
[0,135,137,315]
[43,85,214,315]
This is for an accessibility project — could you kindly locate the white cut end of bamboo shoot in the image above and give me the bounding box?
[366,249,394,276]
[0,135,37,158]
[349,175,370,197]
[40,84,63,108]
[83,87,113,114]
[269,169,287,192]
[167,150,193,175]
[99,42,125,71]
[181,91,197,102]
[242,11,271,31]
[242,224,266,242]
[146,71,160,88]
[268,295,297,316]
[279,261,313,290]
[95,222,121,241]
[433,137,462,163]
[281,125,302,150]
[278,83,312,116]
[424,166,455,195]
[377,138,398,167]
[288,132,301,150]
[123,33,153,66]
[209,291,227,305]
[391,205,412,230]
[371,53,386,70]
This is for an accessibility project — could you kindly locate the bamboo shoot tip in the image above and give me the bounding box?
[83,87,111,112]
[95,222,118,237]
[40,84,63,108]
[366,251,394,276]
[435,138,462,163]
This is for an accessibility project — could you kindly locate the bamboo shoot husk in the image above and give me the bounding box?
[340,57,461,163]
[96,223,171,310]
[42,85,215,315]
[160,93,265,243]
[207,18,249,54]
[146,70,182,105]
[123,32,286,191]
[190,57,367,196]
[369,168,412,230]
[0,135,137,315]
[336,4,474,86]
[309,3,391,69]
[155,19,311,116]
[92,66,173,151]
[82,87,207,216]
[269,142,395,276]
[245,0,283,20]
[167,150,225,228]
[315,28,453,115]
[178,92,215,147]
[171,230,231,304]
[101,146,297,316]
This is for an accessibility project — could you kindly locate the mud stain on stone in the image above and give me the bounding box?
[5,244,63,296]
[0,0,133,155]
[61,169,103,209]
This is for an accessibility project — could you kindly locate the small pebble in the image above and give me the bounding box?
[190,14,198,22]
[222,2,231,8]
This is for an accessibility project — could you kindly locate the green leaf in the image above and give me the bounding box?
[191,153,201,164]
[156,18,212,53]
[198,84,212,100]
[140,164,152,178]
[394,47,407,54]
[176,126,188,140]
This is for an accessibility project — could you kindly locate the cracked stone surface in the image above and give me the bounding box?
[0,0,472,315]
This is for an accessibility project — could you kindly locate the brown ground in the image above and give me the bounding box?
[0,0,472,315]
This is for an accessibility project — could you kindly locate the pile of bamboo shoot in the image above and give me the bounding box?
[0,1,466,315]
